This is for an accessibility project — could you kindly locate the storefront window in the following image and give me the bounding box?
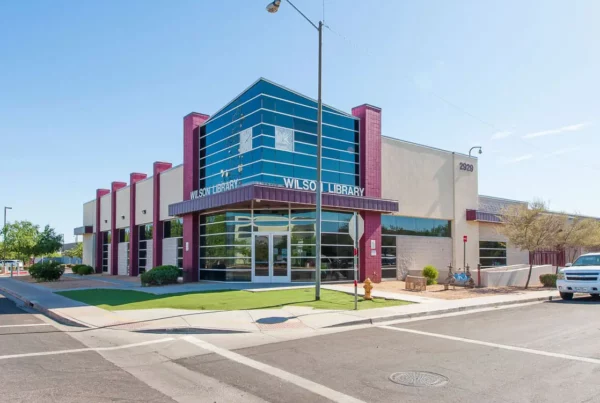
[479,241,507,268]
[382,216,451,237]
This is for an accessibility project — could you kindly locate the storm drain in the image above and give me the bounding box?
[389,371,449,387]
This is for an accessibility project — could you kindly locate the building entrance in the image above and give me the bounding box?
[252,233,290,283]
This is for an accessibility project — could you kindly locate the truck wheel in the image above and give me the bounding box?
[560,292,574,301]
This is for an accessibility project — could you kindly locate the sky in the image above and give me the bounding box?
[1,0,598,242]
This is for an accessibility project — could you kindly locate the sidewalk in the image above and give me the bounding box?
[0,277,559,332]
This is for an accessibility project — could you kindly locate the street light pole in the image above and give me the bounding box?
[469,146,483,157]
[266,0,324,300]
[3,206,12,277]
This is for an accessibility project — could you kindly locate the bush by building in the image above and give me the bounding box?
[422,265,439,285]
[28,261,65,282]
[141,265,180,286]
[72,264,94,276]
[539,273,557,288]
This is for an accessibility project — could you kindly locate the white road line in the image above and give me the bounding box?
[182,335,365,403]
[380,326,600,365]
[0,337,175,361]
[0,323,51,329]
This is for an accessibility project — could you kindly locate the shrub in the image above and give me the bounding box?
[422,265,439,285]
[72,264,94,276]
[539,274,557,288]
[141,265,180,286]
[28,261,65,282]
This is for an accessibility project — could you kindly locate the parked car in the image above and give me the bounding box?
[557,253,600,300]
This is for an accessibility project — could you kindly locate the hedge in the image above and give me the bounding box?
[72,264,94,276]
[539,274,557,288]
[29,261,65,282]
[422,265,439,285]
[141,265,180,286]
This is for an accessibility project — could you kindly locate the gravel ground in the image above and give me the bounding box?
[340,280,551,300]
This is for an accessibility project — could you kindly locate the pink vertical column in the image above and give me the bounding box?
[129,172,147,276]
[152,161,172,269]
[95,188,110,273]
[110,181,127,275]
[352,104,383,283]
[182,112,209,282]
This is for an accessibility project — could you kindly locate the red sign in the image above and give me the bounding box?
[463,235,468,243]
[353,248,358,256]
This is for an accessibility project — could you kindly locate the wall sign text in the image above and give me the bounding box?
[459,162,474,172]
[190,179,241,200]
[283,177,365,197]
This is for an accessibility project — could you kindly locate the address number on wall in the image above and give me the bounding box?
[459,162,474,172]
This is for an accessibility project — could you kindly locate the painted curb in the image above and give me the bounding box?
[0,284,89,328]
[326,294,558,328]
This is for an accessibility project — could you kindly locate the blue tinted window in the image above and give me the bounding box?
[208,80,265,122]
[381,216,451,237]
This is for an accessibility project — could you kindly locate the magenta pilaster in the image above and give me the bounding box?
[352,104,383,283]
[95,188,110,273]
[152,161,173,269]
[110,181,127,275]
[182,112,209,282]
[129,172,147,276]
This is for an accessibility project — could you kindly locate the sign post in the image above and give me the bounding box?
[463,235,468,271]
[349,213,364,310]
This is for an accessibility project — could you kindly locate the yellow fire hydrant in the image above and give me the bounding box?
[363,278,374,300]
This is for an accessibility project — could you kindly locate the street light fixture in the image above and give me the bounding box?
[266,0,324,300]
[469,146,483,157]
[3,206,12,277]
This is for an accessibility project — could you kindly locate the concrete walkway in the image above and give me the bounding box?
[0,277,560,333]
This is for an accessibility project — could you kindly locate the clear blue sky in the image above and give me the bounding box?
[1,0,598,242]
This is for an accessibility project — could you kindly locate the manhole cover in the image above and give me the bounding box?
[389,371,449,387]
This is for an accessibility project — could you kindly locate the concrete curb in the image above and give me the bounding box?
[326,294,558,328]
[0,284,89,328]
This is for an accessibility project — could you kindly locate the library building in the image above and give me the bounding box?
[75,78,533,284]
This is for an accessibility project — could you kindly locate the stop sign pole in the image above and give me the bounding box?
[463,235,468,271]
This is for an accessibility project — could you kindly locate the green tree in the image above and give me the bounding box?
[34,225,63,257]
[550,216,599,273]
[64,242,83,259]
[3,221,38,263]
[500,200,564,289]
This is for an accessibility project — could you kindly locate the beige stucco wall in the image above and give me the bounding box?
[452,154,479,270]
[135,178,153,225]
[381,137,454,220]
[82,234,95,267]
[160,165,183,221]
[381,137,480,270]
[479,222,529,266]
[115,186,130,229]
[83,200,96,230]
[99,194,111,232]
[396,235,453,280]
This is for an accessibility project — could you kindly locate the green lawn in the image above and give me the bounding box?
[57,288,411,311]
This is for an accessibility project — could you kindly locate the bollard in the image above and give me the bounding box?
[363,278,373,300]
[477,264,481,287]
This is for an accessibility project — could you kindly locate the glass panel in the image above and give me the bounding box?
[381,216,451,237]
[479,241,507,249]
[272,235,288,278]
[254,235,269,277]
[382,268,397,279]
[480,249,507,258]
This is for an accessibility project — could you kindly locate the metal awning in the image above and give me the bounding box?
[169,184,399,216]
[74,226,93,235]
[466,209,503,223]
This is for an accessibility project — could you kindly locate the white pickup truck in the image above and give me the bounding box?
[557,253,600,300]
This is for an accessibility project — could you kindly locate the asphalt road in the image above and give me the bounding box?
[176,297,600,403]
[0,293,174,403]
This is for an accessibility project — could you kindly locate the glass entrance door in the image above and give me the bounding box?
[252,233,290,282]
